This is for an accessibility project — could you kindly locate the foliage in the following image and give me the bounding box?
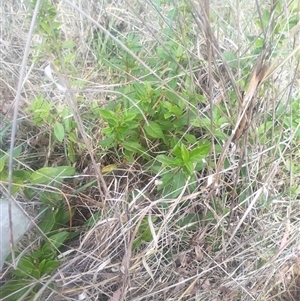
[2,0,300,299]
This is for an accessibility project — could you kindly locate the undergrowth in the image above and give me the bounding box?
[0,0,300,300]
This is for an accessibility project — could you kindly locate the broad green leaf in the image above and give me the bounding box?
[0,155,7,172]
[188,173,198,192]
[53,206,72,227]
[12,256,36,278]
[140,226,153,242]
[54,121,65,142]
[99,136,115,148]
[30,166,75,184]
[40,21,51,35]
[41,259,61,275]
[62,40,76,49]
[38,259,46,273]
[0,145,23,171]
[102,164,117,174]
[184,161,194,175]
[64,53,76,64]
[190,144,210,163]
[0,122,12,144]
[144,121,165,141]
[68,131,78,143]
[0,279,30,301]
[64,115,73,133]
[67,142,76,163]
[132,237,142,250]
[133,82,146,98]
[12,170,31,181]
[99,109,118,122]
[157,171,175,191]
[38,208,56,234]
[39,191,63,204]
[124,113,137,122]
[156,155,182,167]
[102,127,114,135]
[172,144,182,159]
[13,145,23,157]
[47,231,69,249]
[223,51,238,68]
[161,101,182,117]
[181,144,190,162]
[177,214,202,230]
[158,169,186,198]
[166,171,187,198]
[184,134,197,144]
[123,141,144,153]
[0,170,8,182]
[40,244,55,260]
[255,37,264,49]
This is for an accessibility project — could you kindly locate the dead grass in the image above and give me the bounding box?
[1,0,300,300]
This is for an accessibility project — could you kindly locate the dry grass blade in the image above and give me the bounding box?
[1,0,300,300]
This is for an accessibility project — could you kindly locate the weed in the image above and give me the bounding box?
[1,0,300,300]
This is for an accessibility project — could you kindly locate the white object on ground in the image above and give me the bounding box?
[0,199,31,270]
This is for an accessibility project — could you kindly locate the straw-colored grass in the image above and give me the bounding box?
[1,0,300,300]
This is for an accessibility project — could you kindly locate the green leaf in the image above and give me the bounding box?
[99,136,116,148]
[167,171,187,198]
[38,208,56,234]
[64,52,76,64]
[0,155,7,172]
[124,113,137,122]
[47,231,69,249]
[13,145,23,157]
[190,144,210,163]
[99,109,118,122]
[38,245,55,261]
[176,213,202,230]
[12,170,31,181]
[144,121,165,141]
[41,259,61,275]
[30,166,75,184]
[172,144,183,159]
[0,279,31,301]
[40,21,51,35]
[54,121,65,142]
[255,37,264,49]
[85,211,102,227]
[157,169,187,198]
[38,259,46,273]
[157,170,175,191]
[67,142,76,163]
[184,134,197,144]
[39,191,63,204]
[134,82,147,99]
[161,101,182,117]
[68,131,78,143]
[0,146,23,172]
[156,155,182,167]
[62,40,76,49]
[53,206,71,226]
[64,115,73,133]
[123,141,144,153]
[12,256,36,278]
[133,217,157,249]
[140,225,153,242]
[223,51,238,68]
[0,122,12,144]
[181,144,190,162]
[184,161,194,175]
[132,237,142,250]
